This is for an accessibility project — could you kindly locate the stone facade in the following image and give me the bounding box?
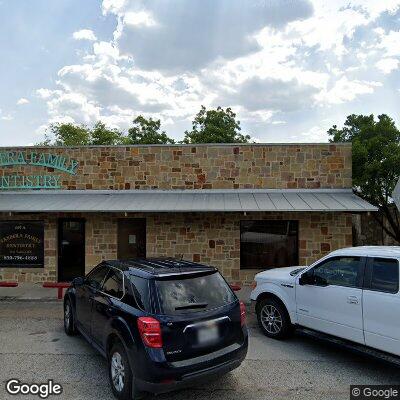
[0,211,352,285]
[0,143,354,284]
[0,143,352,190]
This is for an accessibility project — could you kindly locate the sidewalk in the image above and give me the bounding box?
[0,282,253,304]
[0,283,61,301]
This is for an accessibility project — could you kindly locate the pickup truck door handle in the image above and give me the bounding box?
[347,296,359,304]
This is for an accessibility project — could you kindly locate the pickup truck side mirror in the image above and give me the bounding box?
[299,271,313,285]
[299,272,328,287]
[72,276,85,287]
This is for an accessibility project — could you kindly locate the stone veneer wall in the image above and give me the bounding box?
[0,212,352,285]
[0,143,352,190]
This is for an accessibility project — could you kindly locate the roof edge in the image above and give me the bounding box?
[0,188,355,195]
[0,142,351,150]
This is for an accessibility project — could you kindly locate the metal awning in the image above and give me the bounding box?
[0,189,377,213]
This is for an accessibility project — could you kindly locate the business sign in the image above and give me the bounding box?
[0,151,79,190]
[0,221,44,267]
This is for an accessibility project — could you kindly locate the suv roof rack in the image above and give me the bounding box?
[104,258,216,277]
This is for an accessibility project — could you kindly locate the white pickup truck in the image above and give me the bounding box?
[250,246,400,357]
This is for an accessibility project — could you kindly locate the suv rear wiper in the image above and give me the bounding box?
[175,303,208,310]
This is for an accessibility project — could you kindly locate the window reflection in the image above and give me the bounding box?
[240,220,298,270]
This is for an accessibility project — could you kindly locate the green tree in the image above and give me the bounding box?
[183,106,251,144]
[90,122,125,145]
[127,116,175,144]
[328,114,400,243]
[50,123,91,146]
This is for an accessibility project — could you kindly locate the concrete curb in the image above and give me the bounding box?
[0,297,61,302]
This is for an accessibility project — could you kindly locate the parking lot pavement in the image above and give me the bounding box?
[0,302,399,400]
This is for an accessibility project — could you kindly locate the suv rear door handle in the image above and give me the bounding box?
[347,296,359,304]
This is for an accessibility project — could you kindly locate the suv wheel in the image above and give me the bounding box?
[108,342,142,400]
[64,299,76,336]
[256,298,293,339]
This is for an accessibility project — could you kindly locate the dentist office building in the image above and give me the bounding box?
[0,143,376,285]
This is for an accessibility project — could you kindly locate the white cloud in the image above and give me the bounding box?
[0,109,13,121]
[36,88,58,99]
[34,0,400,143]
[316,77,382,105]
[106,0,314,72]
[73,29,97,41]
[294,125,330,142]
[93,41,120,60]
[124,11,157,27]
[16,98,29,105]
[376,58,399,73]
[102,0,127,15]
[377,30,400,57]
[217,76,320,112]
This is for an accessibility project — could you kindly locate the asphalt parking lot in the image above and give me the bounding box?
[0,301,399,400]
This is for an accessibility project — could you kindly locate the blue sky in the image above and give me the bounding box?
[1,0,400,145]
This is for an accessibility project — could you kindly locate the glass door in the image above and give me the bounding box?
[58,218,85,282]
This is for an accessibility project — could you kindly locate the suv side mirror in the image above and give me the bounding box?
[72,277,84,287]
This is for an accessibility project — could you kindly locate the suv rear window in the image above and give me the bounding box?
[155,272,236,315]
[128,275,151,312]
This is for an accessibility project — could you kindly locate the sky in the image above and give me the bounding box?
[1,0,400,145]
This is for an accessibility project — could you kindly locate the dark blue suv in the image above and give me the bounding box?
[63,258,248,399]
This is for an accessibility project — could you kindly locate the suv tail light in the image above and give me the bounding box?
[240,301,246,327]
[137,317,163,348]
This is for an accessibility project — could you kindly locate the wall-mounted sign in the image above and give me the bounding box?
[0,221,44,267]
[0,151,79,190]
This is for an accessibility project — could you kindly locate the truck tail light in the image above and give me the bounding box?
[137,317,163,348]
[240,301,246,327]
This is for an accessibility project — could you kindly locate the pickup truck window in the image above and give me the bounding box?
[312,256,363,288]
[368,258,399,294]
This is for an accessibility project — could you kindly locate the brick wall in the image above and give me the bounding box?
[0,143,353,284]
[0,143,352,190]
[0,212,352,285]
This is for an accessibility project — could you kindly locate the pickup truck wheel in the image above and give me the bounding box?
[256,298,292,339]
[108,342,143,400]
[64,299,76,336]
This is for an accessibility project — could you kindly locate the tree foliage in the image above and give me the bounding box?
[37,107,250,146]
[127,116,175,144]
[90,122,126,145]
[51,123,91,146]
[328,114,400,243]
[37,117,175,146]
[183,106,251,144]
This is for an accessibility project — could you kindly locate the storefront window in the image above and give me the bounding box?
[240,220,298,270]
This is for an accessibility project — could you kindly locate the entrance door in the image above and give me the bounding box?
[58,219,85,282]
[117,219,146,259]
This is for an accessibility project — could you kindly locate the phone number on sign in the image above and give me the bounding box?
[3,255,38,261]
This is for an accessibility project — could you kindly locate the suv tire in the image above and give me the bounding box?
[256,298,293,339]
[64,298,77,336]
[108,342,142,400]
